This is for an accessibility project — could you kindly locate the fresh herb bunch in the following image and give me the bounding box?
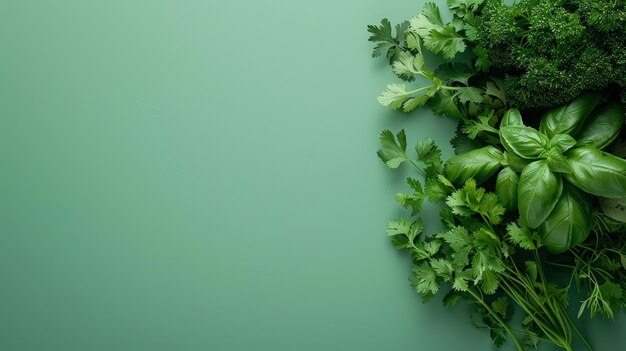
[378,131,589,351]
[477,0,626,108]
[369,1,626,350]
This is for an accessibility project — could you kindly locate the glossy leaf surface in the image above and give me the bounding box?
[565,146,626,198]
[444,146,503,185]
[539,92,601,138]
[538,185,592,254]
[518,160,563,228]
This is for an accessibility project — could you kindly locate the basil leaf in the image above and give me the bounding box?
[544,148,572,174]
[518,160,563,228]
[549,134,577,153]
[539,185,592,254]
[599,197,626,223]
[539,92,601,138]
[496,167,519,212]
[576,103,625,150]
[500,108,523,128]
[503,151,531,172]
[565,146,626,198]
[500,125,549,159]
[444,146,503,185]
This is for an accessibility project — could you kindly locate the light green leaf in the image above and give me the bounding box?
[430,258,454,280]
[426,25,467,60]
[377,83,412,110]
[392,51,424,80]
[485,79,506,103]
[410,3,444,37]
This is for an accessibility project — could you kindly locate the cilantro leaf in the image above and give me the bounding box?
[411,262,440,295]
[507,222,539,250]
[392,51,425,81]
[395,178,426,215]
[377,129,411,168]
[430,258,454,281]
[484,78,506,103]
[410,3,445,38]
[461,113,498,139]
[410,3,467,60]
[427,26,467,60]
[367,19,409,63]
[436,62,475,85]
[377,84,434,112]
[429,90,465,119]
[415,138,442,168]
[387,218,424,249]
[456,86,484,104]
[491,297,513,319]
[477,193,505,225]
[425,177,450,203]
[451,125,484,154]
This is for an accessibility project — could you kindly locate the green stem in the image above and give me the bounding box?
[467,289,524,351]
[560,304,593,351]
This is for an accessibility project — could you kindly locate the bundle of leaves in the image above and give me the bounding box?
[369,1,626,350]
[477,0,626,108]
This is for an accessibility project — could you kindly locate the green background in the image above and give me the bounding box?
[1,0,624,350]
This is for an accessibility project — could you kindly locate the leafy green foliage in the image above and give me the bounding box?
[367,19,410,63]
[369,2,626,349]
[410,2,467,59]
[477,0,626,108]
[377,129,410,169]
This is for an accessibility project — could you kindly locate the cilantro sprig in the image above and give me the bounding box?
[378,132,592,351]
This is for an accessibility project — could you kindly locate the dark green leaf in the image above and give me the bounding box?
[429,90,464,119]
[539,92,601,138]
[565,146,626,198]
[415,138,442,167]
[442,290,462,307]
[538,185,592,253]
[503,151,531,172]
[451,125,484,154]
[518,160,563,228]
[377,129,410,169]
[599,197,626,222]
[435,62,475,85]
[576,103,625,150]
[444,145,503,185]
[545,147,572,174]
[500,108,523,127]
[500,125,549,159]
[411,262,440,295]
[496,167,519,211]
[549,134,577,154]
[456,86,484,104]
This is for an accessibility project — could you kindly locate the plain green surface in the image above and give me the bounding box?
[0,1,624,350]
